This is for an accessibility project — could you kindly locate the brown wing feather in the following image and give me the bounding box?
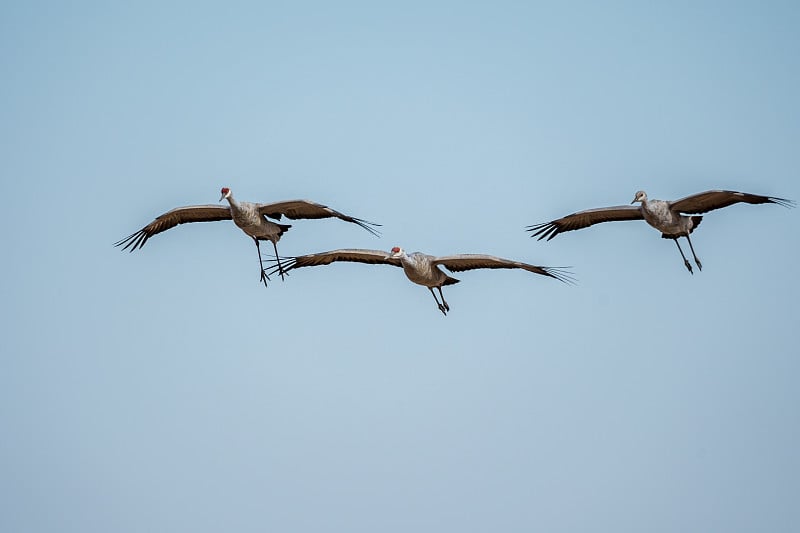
[527,205,644,241]
[431,254,574,283]
[257,199,381,236]
[272,248,402,276]
[115,205,232,251]
[668,190,795,214]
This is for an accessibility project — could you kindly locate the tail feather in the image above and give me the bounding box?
[256,224,292,242]
[661,216,703,239]
[442,276,460,286]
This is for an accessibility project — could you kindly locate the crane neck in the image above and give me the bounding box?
[398,253,415,267]
[224,195,239,209]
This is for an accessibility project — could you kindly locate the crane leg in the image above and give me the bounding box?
[437,286,450,312]
[271,241,286,281]
[685,234,702,271]
[253,238,270,288]
[673,239,693,274]
[429,288,448,315]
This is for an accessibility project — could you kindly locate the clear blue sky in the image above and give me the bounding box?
[2,2,799,532]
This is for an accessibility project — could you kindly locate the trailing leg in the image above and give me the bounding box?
[685,234,702,271]
[271,240,286,280]
[673,239,693,274]
[436,286,450,312]
[429,288,448,315]
[253,238,270,288]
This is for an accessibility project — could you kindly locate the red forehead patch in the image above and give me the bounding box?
[391,246,400,253]
[221,187,230,195]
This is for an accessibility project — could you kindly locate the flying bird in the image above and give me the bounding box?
[269,246,573,315]
[527,189,793,273]
[116,187,381,286]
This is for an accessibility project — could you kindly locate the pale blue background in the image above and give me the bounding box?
[1,2,798,532]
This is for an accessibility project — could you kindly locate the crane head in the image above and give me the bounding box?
[219,187,231,201]
[390,246,404,258]
[631,190,647,204]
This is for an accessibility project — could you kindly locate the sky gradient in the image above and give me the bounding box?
[1,2,799,532]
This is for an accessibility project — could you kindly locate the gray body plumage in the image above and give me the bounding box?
[399,252,460,288]
[225,194,290,243]
[639,195,698,236]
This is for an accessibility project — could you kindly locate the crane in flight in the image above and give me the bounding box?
[527,189,793,273]
[116,187,381,286]
[269,246,573,315]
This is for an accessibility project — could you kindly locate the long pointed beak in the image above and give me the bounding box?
[631,199,636,204]
[219,194,225,202]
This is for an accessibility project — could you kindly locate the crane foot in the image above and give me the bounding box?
[683,260,693,274]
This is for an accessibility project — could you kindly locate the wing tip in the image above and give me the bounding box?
[526,223,559,241]
[114,231,147,252]
[770,196,796,208]
[356,218,382,237]
[544,266,577,285]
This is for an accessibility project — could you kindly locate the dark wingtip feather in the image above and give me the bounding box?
[769,197,796,208]
[263,256,297,278]
[543,266,577,285]
[354,218,382,237]
[526,222,558,241]
[115,231,142,252]
[114,234,133,248]
[525,225,540,238]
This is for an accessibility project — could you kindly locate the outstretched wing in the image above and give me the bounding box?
[269,248,402,277]
[257,199,381,236]
[115,204,232,251]
[669,190,795,214]
[527,205,644,241]
[431,254,574,283]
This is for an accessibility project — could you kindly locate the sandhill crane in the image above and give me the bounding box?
[115,187,381,286]
[527,189,794,273]
[269,246,573,315]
